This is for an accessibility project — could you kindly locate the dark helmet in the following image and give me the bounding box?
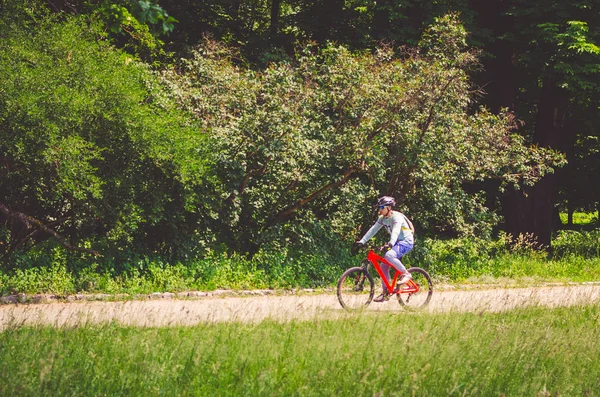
[375,196,396,208]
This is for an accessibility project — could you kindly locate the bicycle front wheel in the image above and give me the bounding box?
[337,267,374,310]
[396,267,433,310]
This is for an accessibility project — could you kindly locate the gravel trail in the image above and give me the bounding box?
[1,284,599,329]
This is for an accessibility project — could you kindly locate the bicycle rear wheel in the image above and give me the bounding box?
[337,267,374,310]
[396,267,433,310]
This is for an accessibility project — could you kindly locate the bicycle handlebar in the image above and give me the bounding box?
[361,244,390,252]
[352,243,390,256]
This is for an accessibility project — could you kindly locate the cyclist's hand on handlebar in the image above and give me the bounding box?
[351,241,363,256]
[378,243,393,251]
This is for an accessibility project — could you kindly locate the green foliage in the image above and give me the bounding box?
[409,230,600,283]
[498,1,600,226]
[2,306,600,395]
[0,233,354,294]
[0,2,592,276]
[536,20,600,91]
[93,0,177,63]
[552,229,600,259]
[131,0,177,34]
[2,229,599,295]
[161,16,564,254]
[0,4,211,264]
[559,211,599,226]
[0,247,75,294]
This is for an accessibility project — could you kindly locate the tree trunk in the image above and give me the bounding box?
[567,201,574,227]
[503,80,568,247]
[372,0,391,41]
[270,0,282,40]
[312,0,344,43]
[470,0,515,113]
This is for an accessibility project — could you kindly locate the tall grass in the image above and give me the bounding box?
[0,248,350,295]
[411,230,600,284]
[1,305,599,396]
[1,229,599,295]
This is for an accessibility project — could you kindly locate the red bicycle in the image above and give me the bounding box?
[337,246,433,310]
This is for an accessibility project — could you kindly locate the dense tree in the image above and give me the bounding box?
[470,0,600,244]
[2,0,596,266]
[0,4,210,265]
[152,0,599,245]
[161,15,563,255]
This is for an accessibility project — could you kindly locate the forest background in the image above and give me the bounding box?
[0,0,598,295]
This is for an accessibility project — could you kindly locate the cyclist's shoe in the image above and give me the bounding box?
[373,292,390,303]
[397,272,412,285]
[393,273,412,294]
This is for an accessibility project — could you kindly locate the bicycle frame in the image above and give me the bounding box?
[364,249,420,295]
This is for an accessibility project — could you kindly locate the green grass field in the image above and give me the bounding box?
[1,305,599,396]
[560,211,599,226]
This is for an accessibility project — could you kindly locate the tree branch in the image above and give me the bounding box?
[366,99,410,142]
[0,201,99,257]
[2,217,68,258]
[269,166,359,225]
[225,156,272,206]
[417,74,458,135]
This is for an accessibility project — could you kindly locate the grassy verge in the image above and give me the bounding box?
[1,229,598,296]
[1,305,599,396]
[1,254,599,298]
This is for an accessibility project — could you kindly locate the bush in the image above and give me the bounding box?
[552,229,600,259]
[409,230,599,283]
[410,236,504,280]
[1,230,598,295]
[0,247,75,295]
[160,16,563,256]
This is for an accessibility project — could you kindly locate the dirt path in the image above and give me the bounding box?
[1,284,600,329]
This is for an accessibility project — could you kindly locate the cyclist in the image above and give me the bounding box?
[354,196,414,302]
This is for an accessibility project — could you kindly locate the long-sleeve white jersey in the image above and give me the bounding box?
[358,211,414,246]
